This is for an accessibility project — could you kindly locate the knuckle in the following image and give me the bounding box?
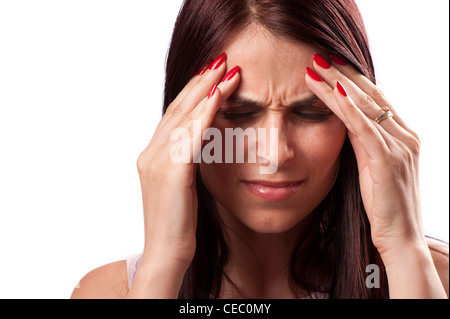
[371,86,386,101]
[197,72,212,87]
[165,101,180,116]
[358,93,376,109]
[410,131,421,148]
[137,149,156,173]
[335,72,346,86]
[389,142,419,175]
[409,135,421,155]
[180,113,193,127]
[375,137,420,183]
[361,122,379,137]
[136,152,148,173]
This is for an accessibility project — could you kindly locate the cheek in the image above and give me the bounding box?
[199,161,243,212]
[200,162,235,186]
[294,117,347,173]
[199,118,254,203]
[198,120,241,200]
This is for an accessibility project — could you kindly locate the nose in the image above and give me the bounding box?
[256,113,295,170]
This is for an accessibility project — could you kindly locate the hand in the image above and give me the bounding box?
[305,53,425,262]
[130,54,240,297]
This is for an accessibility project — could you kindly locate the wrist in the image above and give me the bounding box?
[377,236,429,267]
[378,239,447,299]
[380,240,431,269]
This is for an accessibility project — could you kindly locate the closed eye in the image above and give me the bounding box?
[291,106,331,122]
[218,95,332,123]
[218,109,261,122]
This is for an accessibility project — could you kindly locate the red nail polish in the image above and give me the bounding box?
[208,83,217,99]
[313,53,331,69]
[329,53,347,66]
[197,65,209,76]
[197,59,214,75]
[336,81,347,96]
[222,66,240,82]
[208,53,226,70]
[306,67,322,82]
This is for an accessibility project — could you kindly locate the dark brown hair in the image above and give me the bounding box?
[163,0,389,298]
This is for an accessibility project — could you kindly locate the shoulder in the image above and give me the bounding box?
[71,259,129,299]
[427,237,449,297]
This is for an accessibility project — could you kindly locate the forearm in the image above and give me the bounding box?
[382,242,447,299]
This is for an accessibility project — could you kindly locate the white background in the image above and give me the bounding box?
[0,1,448,298]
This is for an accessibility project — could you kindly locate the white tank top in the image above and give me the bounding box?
[126,253,142,289]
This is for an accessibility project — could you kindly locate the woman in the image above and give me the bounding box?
[72,0,448,299]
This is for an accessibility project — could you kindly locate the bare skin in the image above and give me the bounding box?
[71,25,449,299]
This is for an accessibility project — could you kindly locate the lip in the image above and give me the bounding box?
[242,180,303,201]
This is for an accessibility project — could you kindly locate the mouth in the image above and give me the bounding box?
[242,180,303,201]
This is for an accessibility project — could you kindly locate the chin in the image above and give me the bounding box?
[227,205,311,235]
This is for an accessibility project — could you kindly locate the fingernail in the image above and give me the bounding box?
[313,53,331,69]
[208,52,226,70]
[329,53,347,66]
[306,67,322,82]
[222,66,240,82]
[336,81,347,96]
[208,83,217,99]
[197,63,210,76]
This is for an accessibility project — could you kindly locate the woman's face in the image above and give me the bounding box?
[199,25,347,234]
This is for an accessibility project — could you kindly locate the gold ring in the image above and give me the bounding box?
[374,110,394,124]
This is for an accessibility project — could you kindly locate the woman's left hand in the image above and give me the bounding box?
[305,53,448,298]
[305,53,425,263]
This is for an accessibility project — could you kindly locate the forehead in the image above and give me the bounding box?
[222,24,320,104]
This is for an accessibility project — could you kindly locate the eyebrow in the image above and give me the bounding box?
[226,94,320,108]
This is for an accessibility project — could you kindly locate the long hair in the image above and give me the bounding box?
[163,0,389,299]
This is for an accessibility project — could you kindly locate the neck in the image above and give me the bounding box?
[217,206,316,299]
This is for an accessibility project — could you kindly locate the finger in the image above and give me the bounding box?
[305,67,349,128]
[186,67,241,136]
[192,66,241,118]
[174,84,224,163]
[169,68,241,163]
[165,53,227,119]
[312,53,414,142]
[305,67,393,149]
[154,54,229,142]
[164,65,240,139]
[314,53,381,119]
[333,81,391,163]
[328,53,419,140]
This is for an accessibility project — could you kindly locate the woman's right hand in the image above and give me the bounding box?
[126,53,240,298]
